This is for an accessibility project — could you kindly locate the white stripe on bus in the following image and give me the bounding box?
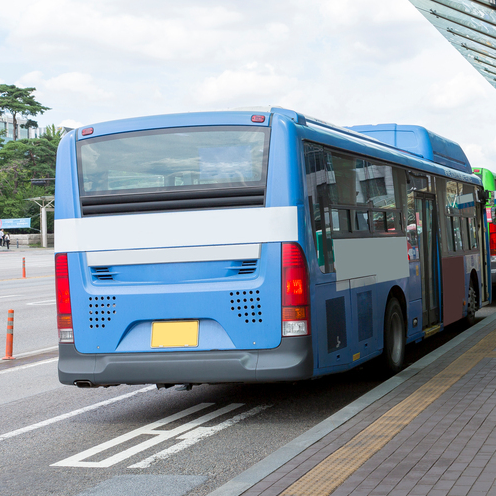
[54,206,298,253]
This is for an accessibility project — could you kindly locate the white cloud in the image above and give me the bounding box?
[16,71,45,89]
[15,71,112,104]
[194,64,296,106]
[426,72,488,110]
[58,119,84,129]
[44,73,113,102]
[1,0,496,172]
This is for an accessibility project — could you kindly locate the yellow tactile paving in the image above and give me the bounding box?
[281,329,496,496]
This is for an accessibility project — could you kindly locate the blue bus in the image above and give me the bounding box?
[54,108,489,388]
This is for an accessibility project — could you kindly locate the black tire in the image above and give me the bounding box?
[465,282,477,327]
[382,297,406,374]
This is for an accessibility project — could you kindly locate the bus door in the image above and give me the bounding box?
[479,198,490,304]
[415,193,440,328]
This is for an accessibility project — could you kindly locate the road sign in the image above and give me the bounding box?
[0,218,31,229]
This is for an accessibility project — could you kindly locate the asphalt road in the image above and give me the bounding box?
[0,249,494,496]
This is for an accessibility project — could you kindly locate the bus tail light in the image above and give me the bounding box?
[490,223,496,257]
[282,243,310,336]
[55,253,74,343]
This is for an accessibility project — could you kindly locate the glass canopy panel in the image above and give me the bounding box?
[409,0,496,88]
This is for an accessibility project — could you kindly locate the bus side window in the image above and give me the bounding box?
[305,143,334,273]
[355,210,369,231]
[453,217,463,251]
[468,217,478,250]
[372,211,386,232]
[460,217,469,250]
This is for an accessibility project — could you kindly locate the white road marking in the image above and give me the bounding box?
[0,386,155,442]
[26,299,56,306]
[0,295,21,299]
[0,358,58,375]
[51,403,242,468]
[129,404,272,469]
[14,346,58,358]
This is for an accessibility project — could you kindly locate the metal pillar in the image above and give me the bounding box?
[26,196,54,248]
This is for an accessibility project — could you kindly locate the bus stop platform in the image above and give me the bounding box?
[210,312,496,496]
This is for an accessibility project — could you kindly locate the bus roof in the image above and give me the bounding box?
[473,167,496,191]
[74,108,476,182]
[347,124,472,175]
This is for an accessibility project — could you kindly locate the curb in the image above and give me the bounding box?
[207,312,496,496]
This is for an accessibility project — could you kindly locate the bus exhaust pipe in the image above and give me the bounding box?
[74,380,95,388]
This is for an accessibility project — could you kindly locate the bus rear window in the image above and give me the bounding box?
[77,126,269,196]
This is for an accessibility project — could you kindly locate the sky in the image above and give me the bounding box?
[2,0,496,171]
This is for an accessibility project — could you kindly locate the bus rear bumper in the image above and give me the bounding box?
[58,336,314,386]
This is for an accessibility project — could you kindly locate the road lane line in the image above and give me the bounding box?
[0,357,58,374]
[130,404,272,469]
[52,403,243,468]
[26,299,56,306]
[0,295,21,299]
[15,346,58,358]
[0,385,156,442]
[0,275,54,281]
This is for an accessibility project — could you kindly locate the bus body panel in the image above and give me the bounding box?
[58,336,314,386]
[77,110,271,141]
[442,256,465,325]
[347,124,471,174]
[67,240,287,355]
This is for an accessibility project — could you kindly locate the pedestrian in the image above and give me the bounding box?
[0,229,3,247]
[4,232,10,250]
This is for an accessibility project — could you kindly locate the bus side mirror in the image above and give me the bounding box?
[480,189,490,204]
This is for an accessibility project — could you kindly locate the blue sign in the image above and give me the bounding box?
[0,218,31,229]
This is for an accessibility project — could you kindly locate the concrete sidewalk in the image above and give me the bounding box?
[210,313,496,496]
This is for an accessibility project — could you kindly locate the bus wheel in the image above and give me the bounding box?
[383,297,405,374]
[465,282,477,327]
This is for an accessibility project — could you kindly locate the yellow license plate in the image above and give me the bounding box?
[151,321,199,348]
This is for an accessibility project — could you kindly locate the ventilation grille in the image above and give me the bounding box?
[81,187,265,216]
[88,296,116,329]
[235,260,258,275]
[229,290,263,324]
[91,267,116,281]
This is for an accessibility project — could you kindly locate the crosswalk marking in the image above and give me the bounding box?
[129,404,271,469]
[52,403,271,469]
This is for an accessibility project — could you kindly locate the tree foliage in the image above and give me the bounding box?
[0,128,60,233]
[0,84,51,141]
[0,85,56,232]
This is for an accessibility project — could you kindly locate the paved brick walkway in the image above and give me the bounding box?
[211,313,496,496]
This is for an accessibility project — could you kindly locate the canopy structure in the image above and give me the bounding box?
[408,0,496,88]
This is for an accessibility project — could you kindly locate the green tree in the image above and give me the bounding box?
[0,84,51,141]
[43,124,64,141]
[0,125,61,233]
